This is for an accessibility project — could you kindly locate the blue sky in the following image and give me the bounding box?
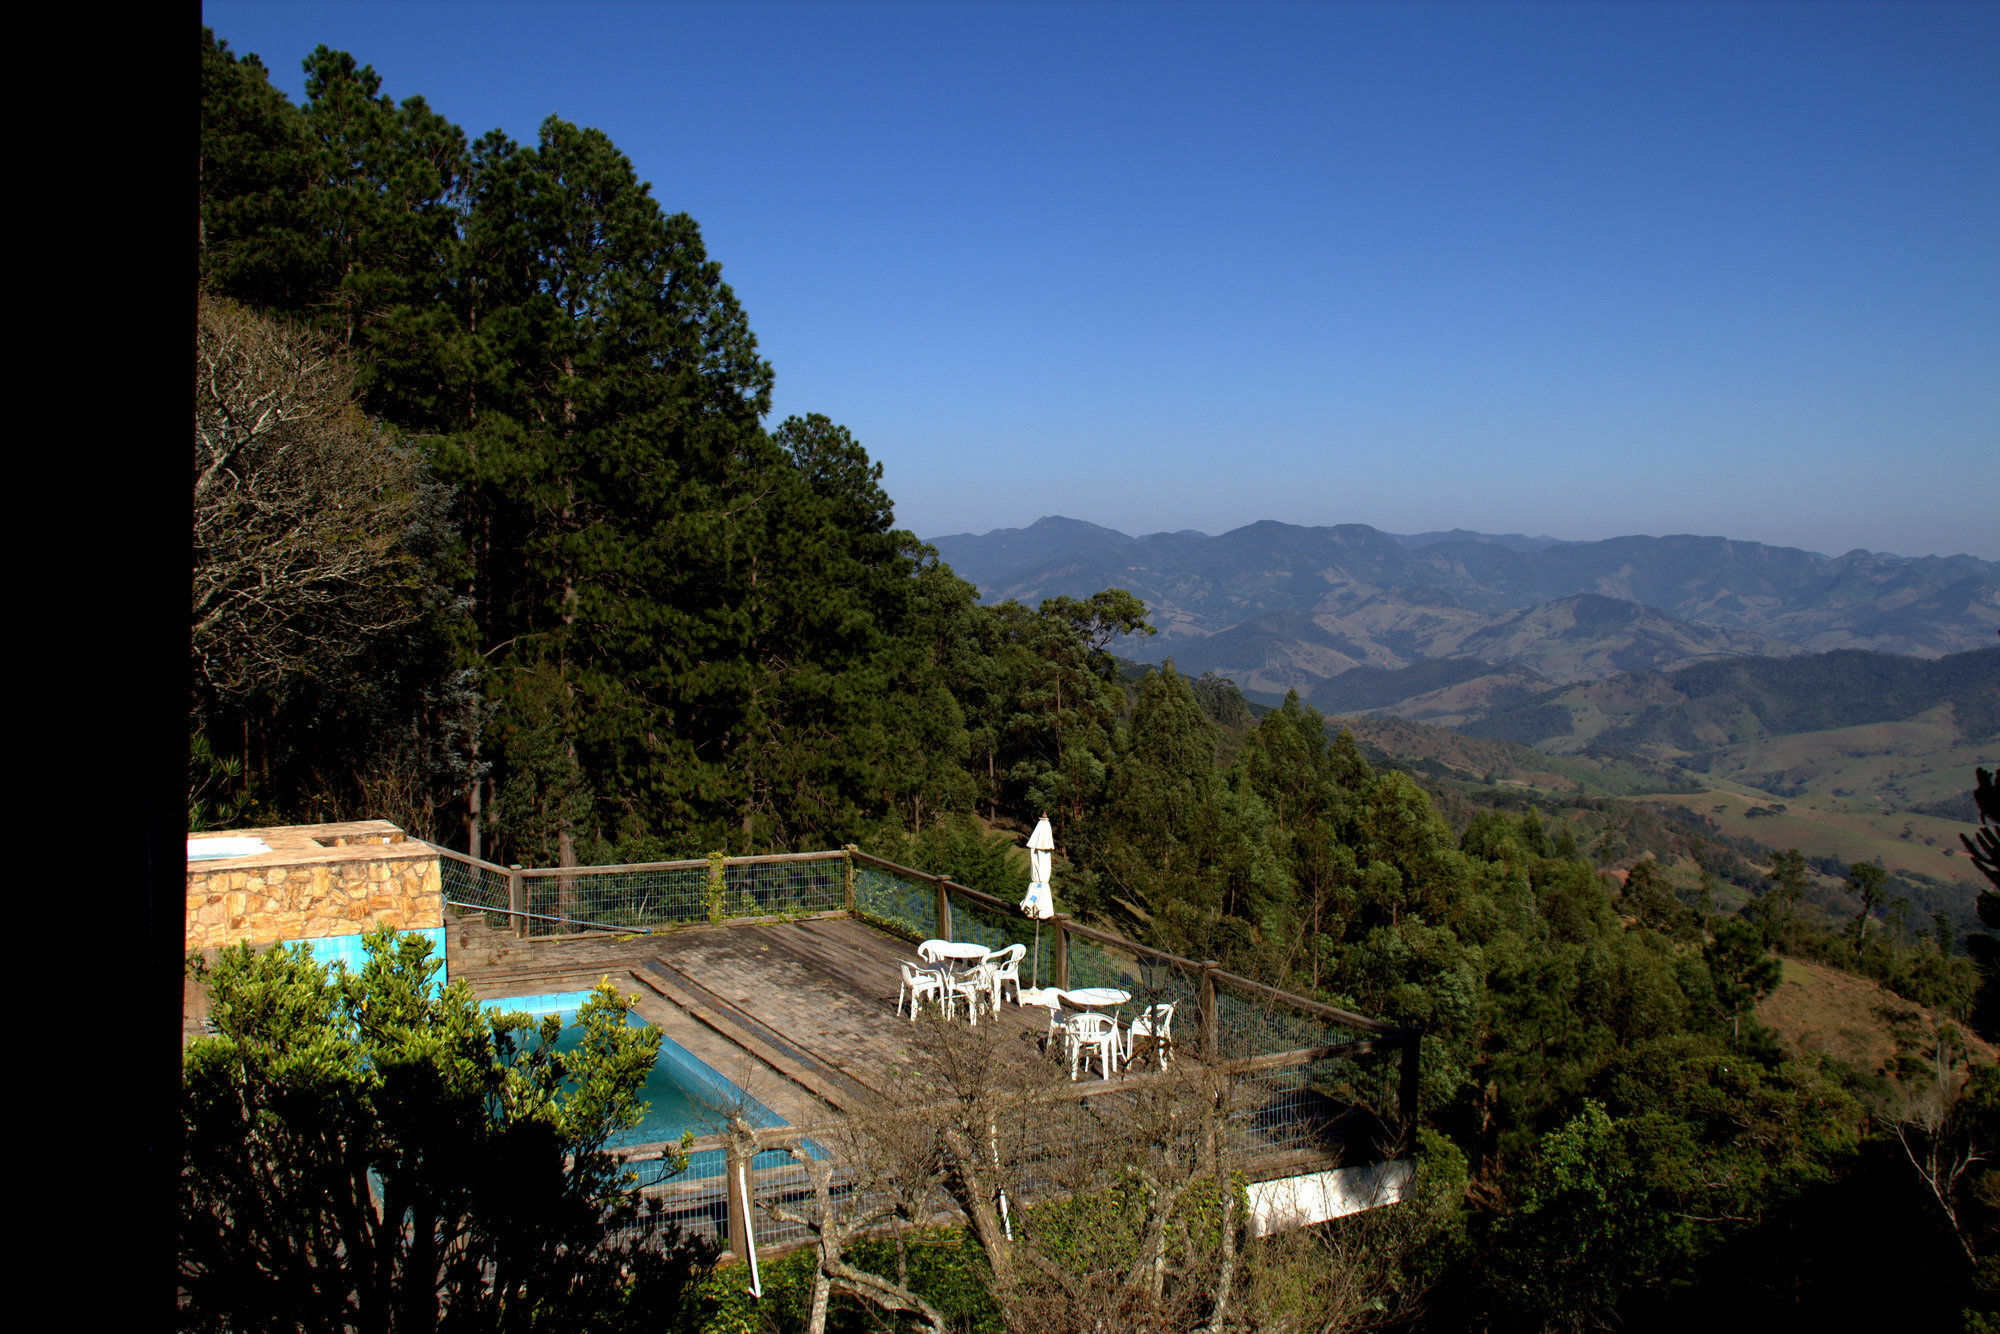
[204,1,1998,559]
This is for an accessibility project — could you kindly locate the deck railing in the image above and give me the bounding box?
[430,839,1421,1259]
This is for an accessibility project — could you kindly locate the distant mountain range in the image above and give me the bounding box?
[928,516,2000,698]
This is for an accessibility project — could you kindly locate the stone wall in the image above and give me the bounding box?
[185,820,444,951]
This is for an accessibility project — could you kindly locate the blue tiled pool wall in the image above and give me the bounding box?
[480,990,820,1172]
[281,927,449,996]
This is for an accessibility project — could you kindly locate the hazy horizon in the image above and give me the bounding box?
[922,512,1996,565]
[206,2,1999,560]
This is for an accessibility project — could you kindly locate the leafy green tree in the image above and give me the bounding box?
[1957,769,2000,1040]
[718,415,966,849]
[1763,848,1810,954]
[1491,1099,1657,1330]
[1704,916,1782,1047]
[1093,661,1289,957]
[1965,767,2000,890]
[1847,860,1889,950]
[1010,592,1152,828]
[1621,858,1687,937]
[1493,1047,1857,1332]
[180,929,710,1332]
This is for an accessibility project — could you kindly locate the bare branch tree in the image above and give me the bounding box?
[192,295,434,700]
[746,1005,1448,1334]
[724,1108,950,1334]
[1896,1025,1990,1264]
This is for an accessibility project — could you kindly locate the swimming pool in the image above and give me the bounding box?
[487,991,813,1176]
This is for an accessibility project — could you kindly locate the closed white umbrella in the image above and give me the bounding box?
[1022,814,1056,989]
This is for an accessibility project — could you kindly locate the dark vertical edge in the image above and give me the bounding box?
[112,5,201,1322]
[723,1136,751,1262]
[1399,1029,1422,1158]
[1199,962,1219,1063]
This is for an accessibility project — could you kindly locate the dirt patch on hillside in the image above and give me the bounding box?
[1757,955,1992,1089]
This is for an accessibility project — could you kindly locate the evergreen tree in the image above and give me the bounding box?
[438,115,777,860]
[1846,860,1889,950]
[199,30,321,312]
[1764,848,1810,954]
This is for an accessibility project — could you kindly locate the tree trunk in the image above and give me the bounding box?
[805,1267,832,1334]
[467,738,483,860]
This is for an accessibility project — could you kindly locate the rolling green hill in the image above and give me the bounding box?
[1462,647,2000,755]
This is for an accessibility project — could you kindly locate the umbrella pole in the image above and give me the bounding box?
[1032,919,1042,990]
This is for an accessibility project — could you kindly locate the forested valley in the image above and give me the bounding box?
[195,30,1998,1330]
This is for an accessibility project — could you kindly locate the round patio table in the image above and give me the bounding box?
[930,942,997,1023]
[1053,988,1133,1078]
[1059,987,1131,1011]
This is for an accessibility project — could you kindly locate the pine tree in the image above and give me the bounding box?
[199,29,321,311]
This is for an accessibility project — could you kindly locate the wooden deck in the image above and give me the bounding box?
[448,911,1073,1124]
[447,910,1373,1180]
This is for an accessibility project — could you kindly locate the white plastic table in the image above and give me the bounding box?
[931,942,998,1023]
[1059,987,1131,1010]
[1053,988,1133,1078]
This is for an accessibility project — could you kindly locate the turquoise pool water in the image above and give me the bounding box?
[487,991,812,1177]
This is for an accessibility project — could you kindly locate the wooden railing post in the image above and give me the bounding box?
[1399,1029,1422,1156]
[1054,915,1071,990]
[1199,961,1219,1062]
[724,1132,752,1260]
[508,864,525,939]
[707,851,727,924]
[842,845,857,914]
[934,876,953,941]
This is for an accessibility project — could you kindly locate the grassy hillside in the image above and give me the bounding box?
[1466,647,2000,755]
[1327,714,1704,798]
[1688,702,1994,809]
[1758,954,1991,1101]
[1647,781,1984,889]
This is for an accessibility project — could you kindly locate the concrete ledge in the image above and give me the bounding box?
[1245,1159,1415,1235]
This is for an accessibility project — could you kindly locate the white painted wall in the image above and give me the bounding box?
[1245,1160,1415,1236]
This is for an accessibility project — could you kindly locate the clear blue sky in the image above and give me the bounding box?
[205,1,1999,560]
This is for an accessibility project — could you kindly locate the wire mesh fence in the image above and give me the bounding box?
[1227,1057,1348,1161]
[721,857,846,919]
[494,854,848,937]
[850,857,938,941]
[743,1134,823,1252]
[943,889,1055,994]
[1210,981,1347,1063]
[521,863,709,934]
[609,1145,731,1250]
[437,851,512,929]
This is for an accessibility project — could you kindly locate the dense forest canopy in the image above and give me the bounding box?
[195,29,1997,1330]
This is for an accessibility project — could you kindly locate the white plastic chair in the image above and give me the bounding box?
[946,962,994,1025]
[1039,991,1072,1049]
[1124,1001,1176,1070]
[981,944,1027,1008]
[1067,1012,1121,1081]
[917,939,951,964]
[898,961,950,1020]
